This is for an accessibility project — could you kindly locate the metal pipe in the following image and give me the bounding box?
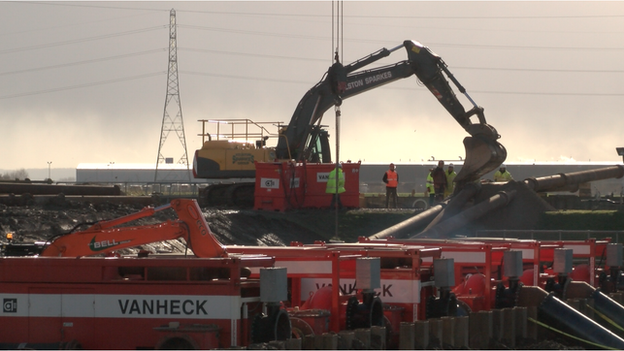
[367,203,446,240]
[538,293,624,349]
[0,183,121,196]
[566,281,624,335]
[523,165,624,193]
[591,289,624,332]
[422,182,480,232]
[412,190,516,239]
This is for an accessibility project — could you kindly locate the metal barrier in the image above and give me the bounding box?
[476,229,624,243]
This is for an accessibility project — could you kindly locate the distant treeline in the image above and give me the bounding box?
[0,169,29,181]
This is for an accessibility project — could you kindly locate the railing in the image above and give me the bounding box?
[197,118,284,144]
[475,229,624,243]
[63,181,206,197]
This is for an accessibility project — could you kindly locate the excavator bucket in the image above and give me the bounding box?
[454,136,507,189]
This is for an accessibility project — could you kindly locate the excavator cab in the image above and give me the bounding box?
[302,126,332,163]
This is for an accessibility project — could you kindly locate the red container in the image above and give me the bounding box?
[301,162,361,209]
[254,161,304,211]
[254,161,360,211]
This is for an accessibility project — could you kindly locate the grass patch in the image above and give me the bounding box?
[539,210,624,231]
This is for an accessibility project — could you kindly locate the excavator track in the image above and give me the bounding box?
[202,182,256,208]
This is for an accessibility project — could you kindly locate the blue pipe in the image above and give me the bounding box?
[539,293,624,349]
[591,289,624,334]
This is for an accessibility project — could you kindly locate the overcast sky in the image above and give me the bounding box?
[2,1,623,171]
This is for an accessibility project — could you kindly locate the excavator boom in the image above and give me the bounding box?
[276,40,506,188]
[38,199,227,258]
[193,39,506,205]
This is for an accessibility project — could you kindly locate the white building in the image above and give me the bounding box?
[75,161,624,196]
[76,163,204,183]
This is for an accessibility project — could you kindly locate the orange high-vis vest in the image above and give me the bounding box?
[385,170,398,188]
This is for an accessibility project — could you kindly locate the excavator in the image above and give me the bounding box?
[1,199,227,258]
[193,40,507,206]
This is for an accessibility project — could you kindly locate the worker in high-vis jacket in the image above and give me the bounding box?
[383,163,399,208]
[425,169,435,206]
[494,164,513,182]
[326,163,345,210]
[445,163,457,197]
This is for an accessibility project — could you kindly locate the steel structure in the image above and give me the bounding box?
[155,9,191,183]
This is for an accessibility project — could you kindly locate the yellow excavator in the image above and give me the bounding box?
[193,40,507,206]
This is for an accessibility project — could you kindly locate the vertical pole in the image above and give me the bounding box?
[335,106,340,238]
[332,0,344,240]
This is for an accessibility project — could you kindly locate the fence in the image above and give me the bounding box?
[476,229,624,243]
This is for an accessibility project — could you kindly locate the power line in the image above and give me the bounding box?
[0,49,166,76]
[178,24,326,41]
[0,26,166,55]
[1,68,622,100]
[180,71,307,85]
[15,1,171,13]
[0,72,163,100]
[1,21,621,60]
[181,71,624,97]
[453,66,624,74]
[3,43,623,79]
[181,47,624,73]
[180,47,327,63]
[16,2,624,21]
[178,24,624,52]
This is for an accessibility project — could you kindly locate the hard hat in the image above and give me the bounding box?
[449,163,454,167]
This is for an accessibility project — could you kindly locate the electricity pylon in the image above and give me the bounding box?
[154,8,191,183]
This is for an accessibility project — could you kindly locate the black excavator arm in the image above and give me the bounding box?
[275,40,506,187]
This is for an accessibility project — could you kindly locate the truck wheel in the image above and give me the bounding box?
[64,339,82,350]
[412,198,429,210]
[156,335,197,350]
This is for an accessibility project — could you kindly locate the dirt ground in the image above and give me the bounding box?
[0,180,558,252]
[0,199,416,254]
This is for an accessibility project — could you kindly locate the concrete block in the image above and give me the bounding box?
[285,338,302,350]
[502,308,516,348]
[337,330,354,350]
[429,318,443,347]
[354,328,371,349]
[399,322,415,350]
[370,326,386,350]
[442,316,455,347]
[454,316,469,348]
[514,306,528,339]
[492,309,504,341]
[470,310,492,349]
[322,333,338,350]
[414,320,429,349]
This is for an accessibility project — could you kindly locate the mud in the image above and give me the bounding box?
[0,181,556,253]
[0,200,416,254]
